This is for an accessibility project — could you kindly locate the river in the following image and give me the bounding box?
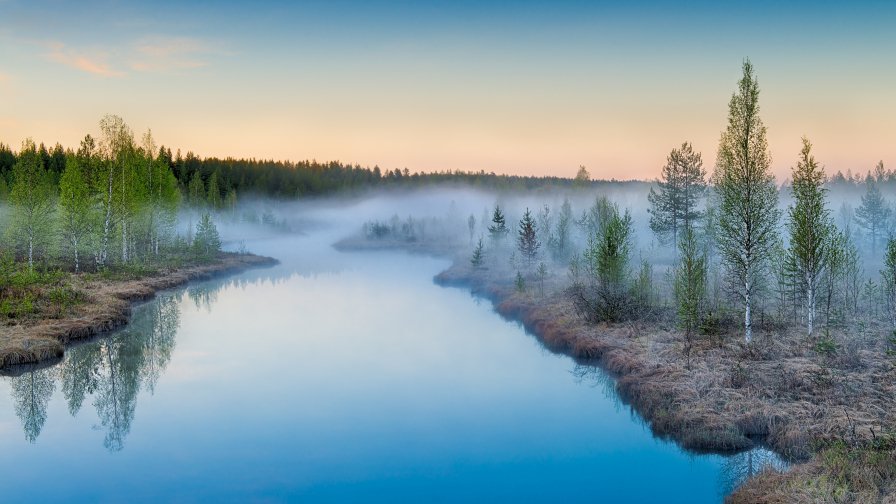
[0,227,778,503]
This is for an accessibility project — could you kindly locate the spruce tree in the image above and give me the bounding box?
[194,213,221,256]
[715,59,780,343]
[673,225,706,368]
[786,137,833,335]
[470,237,486,269]
[207,172,223,210]
[517,208,540,267]
[487,204,508,248]
[856,177,891,255]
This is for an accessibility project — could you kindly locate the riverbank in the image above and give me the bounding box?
[0,253,277,369]
[432,260,896,502]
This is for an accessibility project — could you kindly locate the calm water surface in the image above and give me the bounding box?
[0,231,774,503]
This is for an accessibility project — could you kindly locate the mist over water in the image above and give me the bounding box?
[0,190,800,503]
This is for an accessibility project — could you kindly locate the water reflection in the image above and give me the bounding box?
[0,247,790,502]
[5,292,182,450]
[9,367,56,443]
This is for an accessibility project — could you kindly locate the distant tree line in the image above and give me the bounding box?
[0,139,640,206]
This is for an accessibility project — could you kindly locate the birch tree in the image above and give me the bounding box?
[715,59,780,343]
[59,155,91,272]
[786,137,833,335]
[142,129,157,259]
[98,115,128,268]
[10,138,54,271]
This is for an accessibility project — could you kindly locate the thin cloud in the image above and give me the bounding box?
[37,41,125,77]
[129,36,211,73]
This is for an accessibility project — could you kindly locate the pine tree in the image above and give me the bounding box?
[856,177,891,255]
[786,137,833,335]
[648,142,707,246]
[10,139,54,271]
[517,208,540,267]
[715,59,780,343]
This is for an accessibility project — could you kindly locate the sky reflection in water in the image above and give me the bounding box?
[0,234,779,503]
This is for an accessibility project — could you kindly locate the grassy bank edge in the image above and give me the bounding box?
[0,253,278,370]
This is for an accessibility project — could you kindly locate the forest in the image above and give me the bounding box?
[0,134,622,204]
[346,61,896,503]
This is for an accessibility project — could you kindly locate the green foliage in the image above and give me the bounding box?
[648,142,707,246]
[573,165,590,188]
[58,154,91,272]
[574,202,637,323]
[517,208,540,267]
[207,172,223,210]
[536,262,548,296]
[515,271,526,293]
[786,137,834,335]
[193,213,221,256]
[674,226,707,338]
[715,59,780,343]
[188,172,205,208]
[885,331,896,360]
[567,251,582,289]
[549,197,574,261]
[488,204,508,247]
[813,330,841,358]
[48,285,82,311]
[10,138,55,272]
[856,177,891,255]
[882,235,896,328]
[470,236,486,269]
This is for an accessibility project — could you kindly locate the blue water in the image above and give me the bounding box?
[0,232,771,503]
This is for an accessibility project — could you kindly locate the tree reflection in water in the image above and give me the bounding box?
[571,363,789,499]
[9,366,57,443]
[5,291,183,450]
[716,447,787,499]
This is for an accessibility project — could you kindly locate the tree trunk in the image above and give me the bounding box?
[101,164,113,268]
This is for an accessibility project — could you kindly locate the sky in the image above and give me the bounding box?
[1,0,895,181]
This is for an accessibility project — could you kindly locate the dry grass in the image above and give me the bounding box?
[0,253,276,368]
[728,437,896,503]
[435,261,896,503]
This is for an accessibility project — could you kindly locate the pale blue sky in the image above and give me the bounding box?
[1,0,894,180]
